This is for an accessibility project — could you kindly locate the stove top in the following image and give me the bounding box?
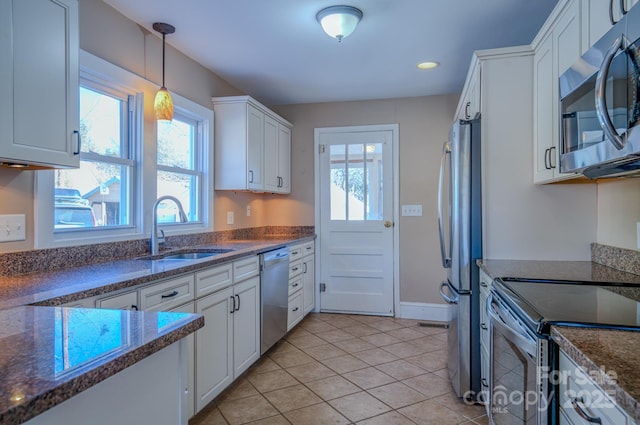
[493,278,640,333]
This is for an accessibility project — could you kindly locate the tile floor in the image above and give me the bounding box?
[190,313,488,425]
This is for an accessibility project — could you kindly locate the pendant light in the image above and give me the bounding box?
[153,22,175,121]
[316,5,363,42]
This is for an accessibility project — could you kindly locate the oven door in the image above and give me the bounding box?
[488,293,547,425]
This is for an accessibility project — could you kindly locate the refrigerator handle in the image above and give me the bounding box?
[438,141,452,268]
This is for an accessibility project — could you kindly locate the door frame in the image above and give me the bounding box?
[313,124,400,316]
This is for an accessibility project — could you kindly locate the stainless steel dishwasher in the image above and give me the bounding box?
[260,247,290,354]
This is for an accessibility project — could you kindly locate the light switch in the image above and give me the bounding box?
[401,204,423,217]
[227,211,234,225]
[0,214,26,242]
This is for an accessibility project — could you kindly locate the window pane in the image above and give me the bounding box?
[157,118,195,170]
[366,143,383,220]
[80,87,125,158]
[55,162,131,229]
[157,171,199,222]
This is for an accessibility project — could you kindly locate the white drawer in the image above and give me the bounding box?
[97,290,138,310]
[288,275,303,296]
[559,351,626,425]
[140,274,195,312]
[287,291,303,331]
[289,244,304,262]
[195,263,233,297]
[233,256,260,282]
[289,259,303,279]
[301,241,314,256]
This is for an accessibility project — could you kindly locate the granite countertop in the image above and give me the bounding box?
[0,305,204,425]
[0,236,314,310]
[552,326,640,423]
[478,259,640,285]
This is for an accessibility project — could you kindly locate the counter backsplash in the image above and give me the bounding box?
[591,243,640,276]
[0,226,314,277]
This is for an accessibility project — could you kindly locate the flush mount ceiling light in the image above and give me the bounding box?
[316,5,363,42]
[153,22,175,121]
[417,61,440,70]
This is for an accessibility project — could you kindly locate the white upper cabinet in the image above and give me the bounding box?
[0,0,80,169]
[212,95,292,194]
[581,0,636,52]
[532,0,582,184]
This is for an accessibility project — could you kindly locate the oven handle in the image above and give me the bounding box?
[595,34,626,150]
[487,294,537,358]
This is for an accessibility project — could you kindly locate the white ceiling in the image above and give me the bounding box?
[102,0,559,106]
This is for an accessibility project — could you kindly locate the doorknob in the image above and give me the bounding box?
[384,221,393,228]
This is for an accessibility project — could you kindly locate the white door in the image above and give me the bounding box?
[316,125,396,316]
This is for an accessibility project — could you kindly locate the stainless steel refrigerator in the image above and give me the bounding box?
[437,118,482,402]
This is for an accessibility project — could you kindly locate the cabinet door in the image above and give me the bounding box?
[247,104,264,191]
[263,115,279,192]
[96,290,138,310]
[533,32,556,183]
[0,0,79,168]
[277,124,291,194]
[302,255,315,314]
[195,287,233,412]
[232,275,260,378]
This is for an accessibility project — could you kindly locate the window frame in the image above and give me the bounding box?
[34,50,214,249]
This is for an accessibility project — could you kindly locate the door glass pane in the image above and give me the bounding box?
[329,142,383,221]
[157,171,199,222]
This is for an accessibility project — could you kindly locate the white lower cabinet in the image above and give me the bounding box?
[194,269,260,412]
[302,254,315,314]
[168,302,196,421]
[479,269,491,413]
[288,241,315,328]
[558,350,636,424]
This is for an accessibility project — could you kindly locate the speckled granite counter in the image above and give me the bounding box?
[0,236,314,310]
[552,326,640,423]
[0,305,203,424]
[478,259,640,285]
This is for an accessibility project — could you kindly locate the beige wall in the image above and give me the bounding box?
[596,179,640,250]
[272,95,458,304]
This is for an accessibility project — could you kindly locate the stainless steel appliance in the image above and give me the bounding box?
[260,247,289,355]
[559,3,640,178]
[438,118,482,401]
[489,277,640,425]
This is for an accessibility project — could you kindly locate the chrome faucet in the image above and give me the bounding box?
[151,195,188,255]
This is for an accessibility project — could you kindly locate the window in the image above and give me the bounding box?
[54,83,135,230]
[156,113,203,224]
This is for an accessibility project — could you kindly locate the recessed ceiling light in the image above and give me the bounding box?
[417,61,439,70]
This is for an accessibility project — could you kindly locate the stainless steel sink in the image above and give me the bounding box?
[139,248,234,261]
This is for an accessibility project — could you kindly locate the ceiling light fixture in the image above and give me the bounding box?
[152,22,175,121]
[417,61,439,70]
[316,5,363,43]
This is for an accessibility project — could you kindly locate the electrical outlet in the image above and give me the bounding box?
[246,205,251,217]
[0,214,26,242]
[227,211,234,225]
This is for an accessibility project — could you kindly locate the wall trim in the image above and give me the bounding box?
[397,301,451,322]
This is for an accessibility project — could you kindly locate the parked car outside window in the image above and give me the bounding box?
[54,204,97,229]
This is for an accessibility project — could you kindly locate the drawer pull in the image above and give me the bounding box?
[291,250,299,255]
[480,281,488,288]
[161,290,179,299]
[481,378,489,388]
[571,397,602,424]
[292,307,299,312]
[480,323,488,330]
[292,267,299,272]
[131,305,138,311]
[292,283,299,288]
[306,246,312,251]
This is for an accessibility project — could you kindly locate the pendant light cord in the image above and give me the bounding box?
[162,33,166,89]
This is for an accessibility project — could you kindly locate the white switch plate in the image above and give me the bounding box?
[0,214,26,242]
[246,205,251,217]
[227,211,234,225]
[401,204,423,217]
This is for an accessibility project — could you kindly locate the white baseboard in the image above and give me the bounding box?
[397,302,451,322]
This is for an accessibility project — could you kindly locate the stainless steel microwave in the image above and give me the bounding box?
[559,4,640,178]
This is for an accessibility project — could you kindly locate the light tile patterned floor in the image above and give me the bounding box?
[190,313,488,425]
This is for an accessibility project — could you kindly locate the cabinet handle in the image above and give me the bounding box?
[292,267,299,272]
[303,263,308,274]
[464,102,471,119]
[73,130,82,155]
[549,146,556,169]
[306,246,312,251]
[480,323,488,330]
[235,294,240,312]
[161,290,179,299]
[291,251,299,255]
[544,148,550,170]
[249,170,254,183]
[131,305,138,311]
[480,281,488,288]
[610,0,617,24]
[292,283,299,288]
[481,378,489,388]
[230,296,235,314]
[292,307,299,312]
[571,397,602,424]
[620,0,627,14]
